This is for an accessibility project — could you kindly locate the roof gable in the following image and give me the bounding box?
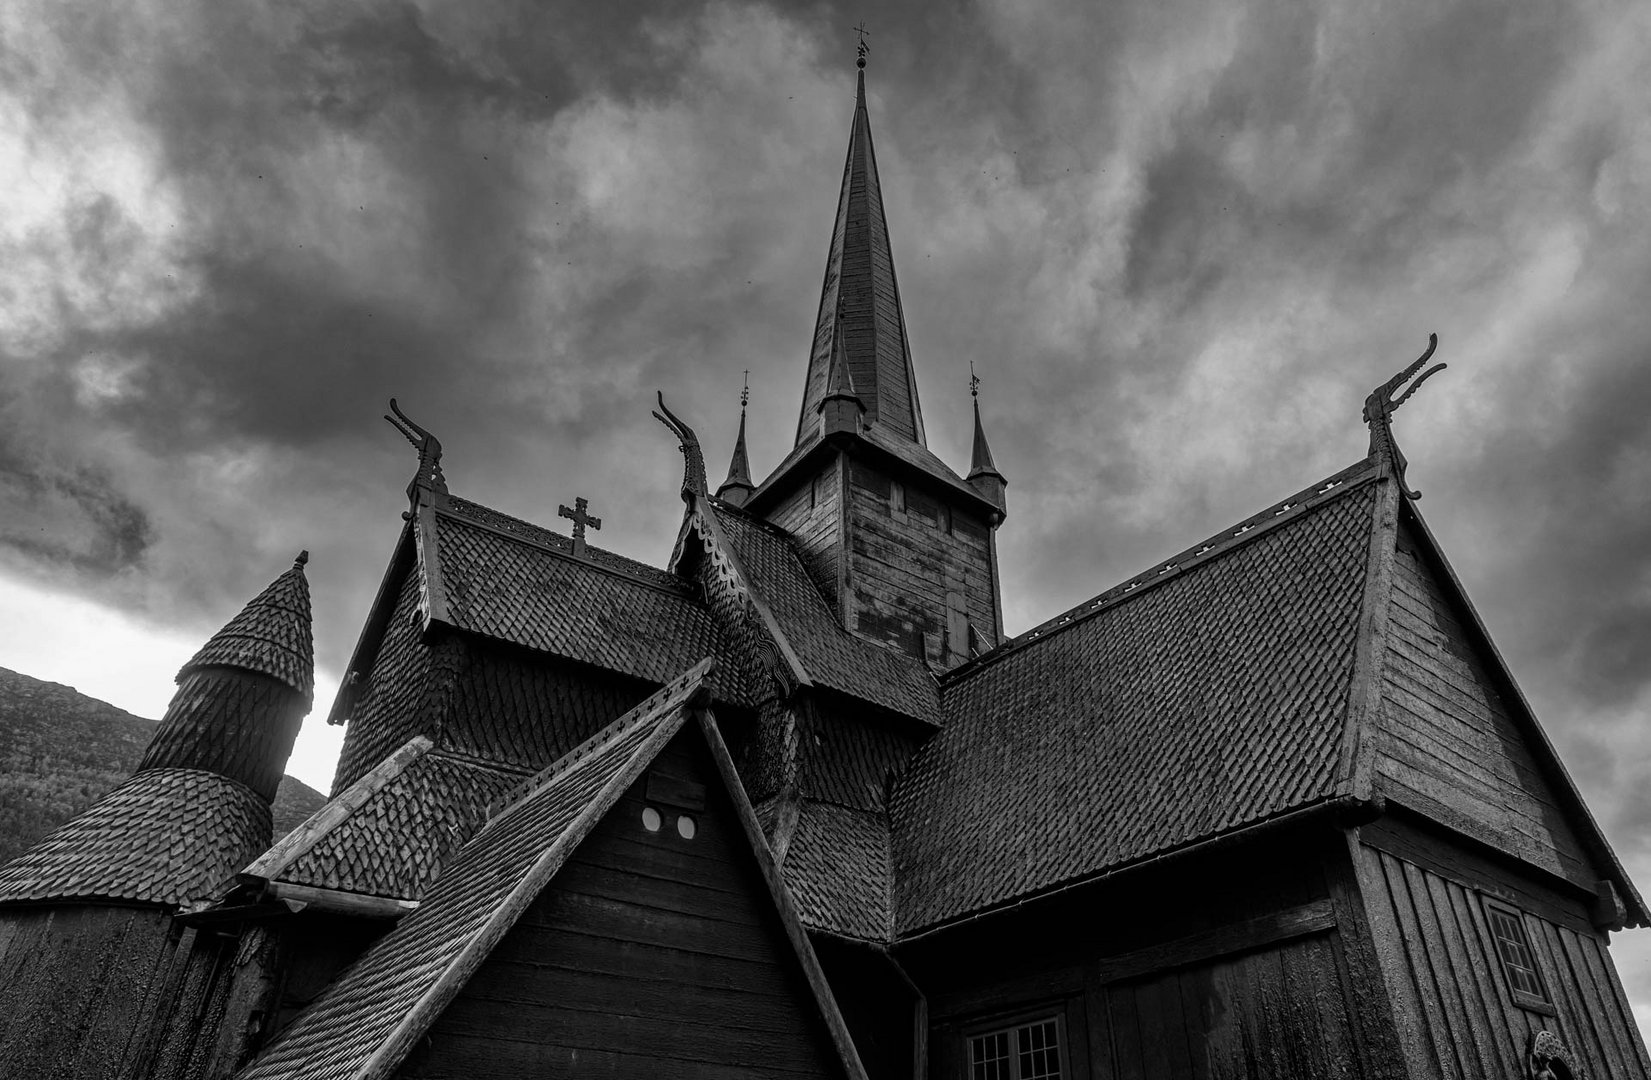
[892,470,1383,934]
[1364,499,1648,926]
[237,660,868,1080]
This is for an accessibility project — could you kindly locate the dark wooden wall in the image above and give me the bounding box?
[843,459,998,664]
[1355,818,1651,1079]
[400,732,845,1079]
[766,455,844,608]
[0,904,176,1079]
[1371,521,1593,887]
[913,836,1372,1080]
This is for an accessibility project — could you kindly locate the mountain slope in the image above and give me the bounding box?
[0,665,326,866]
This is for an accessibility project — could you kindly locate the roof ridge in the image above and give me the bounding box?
[439,497,691,598]
[484,657,717,821]
[946,458,1380,681]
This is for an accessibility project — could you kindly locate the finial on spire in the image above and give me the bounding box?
[852,22,869,68]
[1364,332,1446,501]
[741,369,751,411]
[970,360,980,399]
[295,550,309,567]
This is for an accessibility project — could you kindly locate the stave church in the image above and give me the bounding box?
[1,50,1647,1080]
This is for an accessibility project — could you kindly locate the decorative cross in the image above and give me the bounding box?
[741,369,750,410]
[557,496,602,558]
[852,21,870,67]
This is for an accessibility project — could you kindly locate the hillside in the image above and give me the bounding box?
[0,665,327,866]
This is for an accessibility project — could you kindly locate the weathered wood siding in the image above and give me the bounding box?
[765,456,843,609]
[844,460,998,664]
[1356,822,1651,1079]
[919,840,1370,1080]
[400,732,845,1079]
[0,904,176,1079]
[1372,521,1593,886]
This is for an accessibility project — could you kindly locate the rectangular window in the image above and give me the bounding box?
[1483,898,1550,1009]
[967,1017,1062,1080]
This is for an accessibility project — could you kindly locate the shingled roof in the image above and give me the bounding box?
[0,768,270,907]
[422,495,751,705]
[783,801,893,943]
[241,737,525,903]
[181,554,314,702]
[891,465,1382,934]
[706,502,940,724]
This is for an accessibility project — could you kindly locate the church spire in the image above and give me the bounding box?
[716,375,756,507]
[793,52,925,447]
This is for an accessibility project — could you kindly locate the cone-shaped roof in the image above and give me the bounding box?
[793,66,924,447]
[716,408,755,500]
[181,551,315,703]
[967,399,1004,481]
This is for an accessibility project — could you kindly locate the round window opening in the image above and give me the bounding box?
[641,806,662,832]
[676,814,697,840]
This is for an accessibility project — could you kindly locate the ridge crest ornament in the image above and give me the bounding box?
[1363,332,1446,500]
[384,398,447,499]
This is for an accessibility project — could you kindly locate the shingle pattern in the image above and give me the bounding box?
[709,505,939,724]
[279,750,524,900]
[783,800,892,943]
[182,560,313,700]
[801,707,920,811]
[891,483,1377,934]
[332,572,449,793]
[434,511,749,705]
[139,667,304,802]
[0,768,270,906]
[237,670,704,1080]
[445,496,685,592]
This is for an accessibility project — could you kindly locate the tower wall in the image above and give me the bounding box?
[842,458,999,665]
[139,668,305,802]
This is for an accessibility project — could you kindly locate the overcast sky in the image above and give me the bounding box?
[4,0,1650,1040]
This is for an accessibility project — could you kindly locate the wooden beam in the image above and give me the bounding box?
[264,882,419,919]
[1091,899,1337,986]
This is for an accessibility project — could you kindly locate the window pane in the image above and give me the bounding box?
[1486,905,1547,1001]
[1015,1020,1062,1080]
[969,1030,1010,1080]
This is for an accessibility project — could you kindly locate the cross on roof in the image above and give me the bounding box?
[852,21,869,67]
[557,496,602,558]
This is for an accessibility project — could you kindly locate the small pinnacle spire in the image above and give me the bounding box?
[179,556,315,702]
[966,367,1007,520]
[717,376,756,507]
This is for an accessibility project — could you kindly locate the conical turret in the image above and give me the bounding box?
[139,551,314,801]
[817,312,866,437]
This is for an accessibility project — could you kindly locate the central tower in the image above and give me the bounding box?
[721,57,1008,669]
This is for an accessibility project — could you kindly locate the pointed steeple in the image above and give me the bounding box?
[966,369,1007,518]
[139,552,315,801]
[817,307,866,437]
[716,377,756,507]
[793,58,925,447]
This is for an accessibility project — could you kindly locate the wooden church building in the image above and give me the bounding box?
[0,52,1647,1080]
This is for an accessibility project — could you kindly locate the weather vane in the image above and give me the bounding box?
[741,369,750,410]
[970,360,980,399]
[852,21,869,68]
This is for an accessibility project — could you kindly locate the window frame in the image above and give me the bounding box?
[1480,896,1555,1014]
[962,1008,1067,1080]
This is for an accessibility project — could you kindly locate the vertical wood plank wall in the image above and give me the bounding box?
[400,734,843,1080]
[0,905,177,1079]
[1098,933,1360,1080]
[765,456,843,605]
[844,461,997,664]
[1372,522,1592,886]
[1356,840,1651,1079]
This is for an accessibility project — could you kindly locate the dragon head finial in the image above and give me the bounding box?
[652,392,708,503]
[385,398,447,500]
[1364,333,1445,500]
